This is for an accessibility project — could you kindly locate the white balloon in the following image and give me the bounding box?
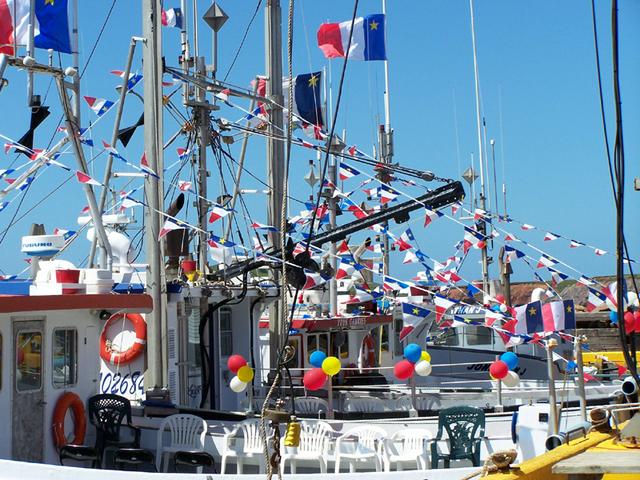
[499,304,508,313]
[627,291,639,308]
[230,376,248,393]
[501,371,520,388]
[414,360,432,377]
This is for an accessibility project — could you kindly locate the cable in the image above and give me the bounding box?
[222,0,263,82]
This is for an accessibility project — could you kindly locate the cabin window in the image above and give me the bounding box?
[16,331,42,392]
[219,307,233,357]
[465,325,492,346]
[442,328,459,346]
[52,329,78,388]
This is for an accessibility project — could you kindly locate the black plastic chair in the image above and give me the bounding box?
[59,444,100,468]
[88,394,141,467]
[113,448,156,471]
[174,450,216,473]
[430,406,485,469]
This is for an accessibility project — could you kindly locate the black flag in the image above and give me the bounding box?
[117,114,144,147]
[16,105,50,156]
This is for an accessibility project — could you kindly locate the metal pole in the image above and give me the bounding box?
[575,337,588,423]
[180,0,190,103]
[328,159,338,316]
[495,354,503,411]
[26,0,35,105]
[224,79,259,239]
[265,0,285,371]
[490,139,499,218]
[469,0,490,294]
[56,75,113,270]
[195,57,210,274]
[327,377,334,419]
[89,38,139,267]
[142,0,165,389]
[72,0,80,119]
[380,0,393,279]
[546,339,559,435]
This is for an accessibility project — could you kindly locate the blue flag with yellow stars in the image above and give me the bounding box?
[285,72,324,127]
[35,0,72,54]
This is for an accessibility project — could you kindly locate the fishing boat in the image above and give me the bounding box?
[0,0,637,478]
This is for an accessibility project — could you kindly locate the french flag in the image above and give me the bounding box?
[317,14,387,61]
[84,96,114,117]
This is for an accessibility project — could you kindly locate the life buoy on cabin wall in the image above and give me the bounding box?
[360,334,376,369]
[99,313,147,366]
[52,392,86,448]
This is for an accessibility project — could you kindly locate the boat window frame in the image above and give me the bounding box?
[15,329,44,393]
[51,327,78,389]
[218,307,233,357]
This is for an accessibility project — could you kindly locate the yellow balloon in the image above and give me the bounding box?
[322,356,341,376]
[420,351,431,363]
[237,365,254,383]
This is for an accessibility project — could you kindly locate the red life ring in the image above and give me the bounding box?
[52,392,86,448]
[361,335,376,369]
[99,313,147,366]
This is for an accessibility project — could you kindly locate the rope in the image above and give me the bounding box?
[460,449,517,480]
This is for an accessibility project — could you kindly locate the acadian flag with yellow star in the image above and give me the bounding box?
[0,0,71,54]
[400,302,431,341]
[317,14,387,61]
[283,71,324,127]
[514,300,544,334]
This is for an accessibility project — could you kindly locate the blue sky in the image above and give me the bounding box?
[0,0,639,287]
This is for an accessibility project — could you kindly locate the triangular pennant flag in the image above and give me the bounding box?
[75,171,101,186]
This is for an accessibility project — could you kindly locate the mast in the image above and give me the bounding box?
[265,0,286,369]
[380,0,393,278]
[142,0,165,389]
[469,0,490,294]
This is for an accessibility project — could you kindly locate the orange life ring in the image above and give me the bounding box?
[99,313,147,366]
[361,335,376,369]
[52,392,86,448]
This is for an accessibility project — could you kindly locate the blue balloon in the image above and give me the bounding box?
[309,350,327,368]
[500,351,519,370]
[404,343,422,363]
[609,311,618,324]
[566,360,577,372]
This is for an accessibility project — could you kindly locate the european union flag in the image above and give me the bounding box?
[34,0,72,54]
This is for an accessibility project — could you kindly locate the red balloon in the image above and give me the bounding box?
[394,359,415,380]
[624,312,635,334]
[227,354,247,373]
[495,294,506,304]
[634,311,640,333]
[303,368,328,391]
[489,360,509,380]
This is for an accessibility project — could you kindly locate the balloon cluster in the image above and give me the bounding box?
[394,343,432,380]
[303,351,341,391]
[227,354,254,393]
[489,351,520,387]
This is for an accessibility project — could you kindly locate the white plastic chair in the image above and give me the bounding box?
[334,425,387,473]
[295,397,330,417]
[393,396,413,411]
[344,396,386,413]
[221,419,272,474]
[382,428,433,471]
[280,420,334,474]
[155,414,208,472]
